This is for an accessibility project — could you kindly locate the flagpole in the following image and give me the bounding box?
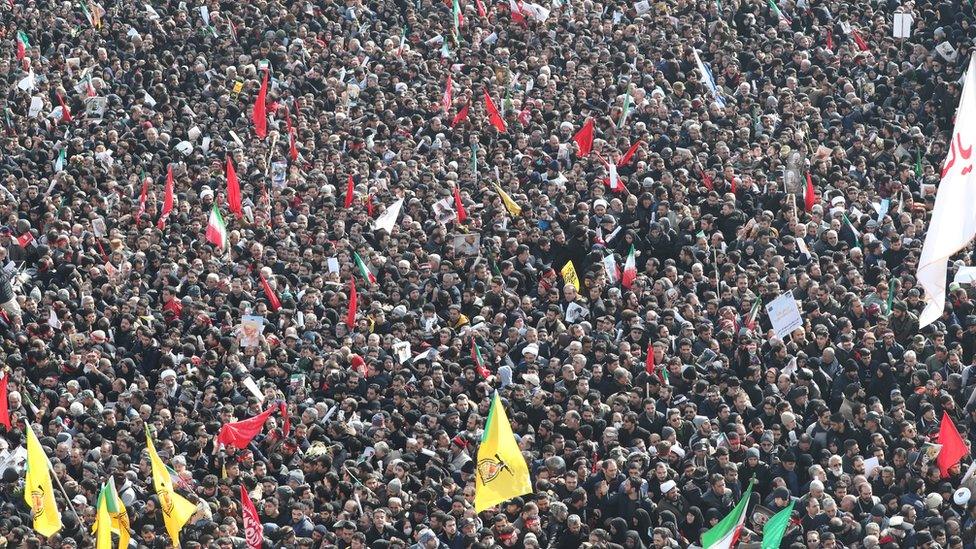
[46,451,79,517]
[342,466,376,497]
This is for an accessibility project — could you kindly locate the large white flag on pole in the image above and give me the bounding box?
[918,56,976,328]
[693,49,725,108]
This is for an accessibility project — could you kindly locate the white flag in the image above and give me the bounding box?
[17,69,35,92]
[602,254,619,284]
[48,308,62,330]
[608,162,622,192]
[918,56,976,328]
[373,198,404,234]
[692,49,725,108]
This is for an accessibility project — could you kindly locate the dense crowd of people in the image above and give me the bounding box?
[0,0,975,547]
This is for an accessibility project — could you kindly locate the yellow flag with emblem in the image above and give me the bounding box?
[493,184,522,217]
[560,260,580,291]
[474,393,532,512]
[146,428,196,548]
[24,424,62,537]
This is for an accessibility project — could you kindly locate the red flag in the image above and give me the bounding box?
[851,29,869,52]
[826,28,834,51]
[135,176,149,222]
[158,165,174,229]
[351,354,369,377]
[805,172,815,212]
[217,407,277,449]
[454,186,467,223]
[573,118,595,157]
[644,342,655,375]
[240,485,264,549]
[95,239,109,262]
[442,76,453,115]
[936,411,969,478]
[451,102,470,128]
[701,168,714,192]
[15,35,25,61]
[285,107,298,162]
[509,0,525,24]
[0,374,10,430]
[346,278,358,329]
[365,193,374,217]
[484,90,507,133]
[344,175,355,208]
[475,0,486,17]
[259,273,281,311]
[729,176,737,194]
[226,156,242,218]
[253,69,269,139]
[56,93,71,123]
[279,402,290,436]
[618,139,641,167]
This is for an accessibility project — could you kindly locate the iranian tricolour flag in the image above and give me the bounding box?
[471,339,490,379]
[621,245,637,288]
[746,298,762,331]
[16,32,29,61]
[353,251,377,285]
[206,205,228,249]
[702,480,754,549]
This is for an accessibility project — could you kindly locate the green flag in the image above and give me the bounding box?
[471,142,479,179]
[618,84,632,129]
[886,278,896,315]
[761,500,795,549]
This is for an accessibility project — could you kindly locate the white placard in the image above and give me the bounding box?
[864,456,880,477]
[634,0,651,14]
[954,266,976,285]
[327,257,340,273]
[242,377,264,401]
[393,341,411,363]
[936,41,958,63]
[764,290,803,340]
[29,96,43,118]
[893,13,913,39]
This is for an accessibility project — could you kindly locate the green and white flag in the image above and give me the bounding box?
[54,148,67,172]
[618,84,632,129]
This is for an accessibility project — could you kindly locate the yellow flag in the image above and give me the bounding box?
[493,184,522,217]
[24,425,62,537]
[108,477,131,549]
[94,484,112,549]
[474,393,532,512]
[560,260,580,291]
[146,429,196,548]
